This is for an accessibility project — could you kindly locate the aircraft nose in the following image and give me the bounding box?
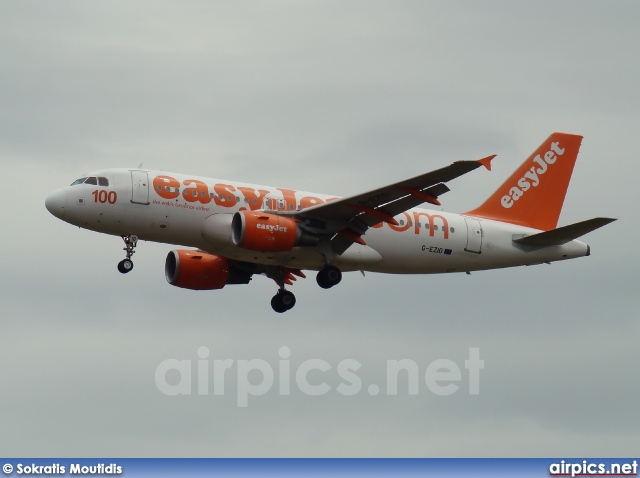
[45,189,67,218]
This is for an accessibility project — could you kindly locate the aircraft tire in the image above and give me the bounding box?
[271,290,296,313]
[118,259,134,274]
[316,265,342,289]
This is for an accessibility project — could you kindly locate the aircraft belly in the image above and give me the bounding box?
[332,244,383,270]
[199,245,327,270]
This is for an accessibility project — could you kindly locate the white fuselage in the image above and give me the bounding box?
[45,168,589,274]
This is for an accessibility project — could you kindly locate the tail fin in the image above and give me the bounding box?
[464,132,583,231]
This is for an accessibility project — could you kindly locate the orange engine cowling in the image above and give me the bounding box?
[165,250,230,290]
[231,211,319,252]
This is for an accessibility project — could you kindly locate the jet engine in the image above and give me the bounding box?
[165,250,231,290]
[231,211,319,252]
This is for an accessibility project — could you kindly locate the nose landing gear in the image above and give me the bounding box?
[117,235,138,274]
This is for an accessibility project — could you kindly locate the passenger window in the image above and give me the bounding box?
[70,178,87,186]
[434,225,438,231]
[451,227,455,233]
[442,226,447,232]
[98,177,109,186]
[85,177,97,185]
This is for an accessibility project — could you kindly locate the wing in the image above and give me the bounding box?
[280,155,495,254]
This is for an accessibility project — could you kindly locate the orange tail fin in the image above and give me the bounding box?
[464,132,583,231]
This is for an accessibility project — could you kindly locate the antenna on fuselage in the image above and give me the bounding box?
[138,162,143,169]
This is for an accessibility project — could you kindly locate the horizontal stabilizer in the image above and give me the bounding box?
[513,217,617,247]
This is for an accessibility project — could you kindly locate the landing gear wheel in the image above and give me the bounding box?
[271,290,296,313]
[316,265,342,289]
[117,259,134,274]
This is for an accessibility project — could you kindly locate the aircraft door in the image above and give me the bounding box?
[464,218,483,253]
[130,171,150,205]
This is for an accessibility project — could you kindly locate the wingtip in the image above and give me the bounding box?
[595,217,618,226]
[477,154,496,171]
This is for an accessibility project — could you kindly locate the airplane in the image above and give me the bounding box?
[45,132,615,313]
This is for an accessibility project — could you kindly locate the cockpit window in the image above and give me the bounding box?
[70,176,109,186]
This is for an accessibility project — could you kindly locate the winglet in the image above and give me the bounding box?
[477,154,495,171]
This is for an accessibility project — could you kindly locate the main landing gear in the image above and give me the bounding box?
[316,264,342,289]
[269,265,343,313]
[271,289,296,314]
[269,267,305,313]
[270,270,297,313]
[117,235,138,274]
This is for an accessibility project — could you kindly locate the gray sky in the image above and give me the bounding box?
[1,1,638,457]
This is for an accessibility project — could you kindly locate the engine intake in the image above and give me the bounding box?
[231,211,319,252]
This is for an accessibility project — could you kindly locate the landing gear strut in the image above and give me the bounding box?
[316,265,342,289]
[117,235,138,274]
